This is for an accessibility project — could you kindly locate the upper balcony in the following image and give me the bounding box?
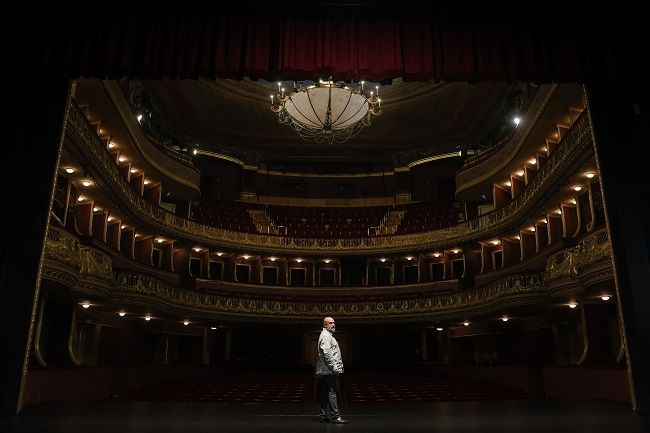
[62,93,595,255]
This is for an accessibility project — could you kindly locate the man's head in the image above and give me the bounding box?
[323,316,336,332]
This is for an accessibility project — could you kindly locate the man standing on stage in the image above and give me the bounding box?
[316,316,349,424]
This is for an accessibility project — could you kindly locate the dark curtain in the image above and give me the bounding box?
[27,3,644,83]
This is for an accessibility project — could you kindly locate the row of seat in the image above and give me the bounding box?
[191,200,463,237]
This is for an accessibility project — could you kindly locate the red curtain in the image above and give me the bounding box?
[29,4,643,83]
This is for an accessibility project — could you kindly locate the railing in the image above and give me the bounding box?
[460,82,538,169]
[111,271,547,322]
[117,78,195,167]
[455,84,560,191]
[270,224,287,235]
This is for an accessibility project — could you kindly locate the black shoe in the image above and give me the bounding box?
[319,418,329,423]
[331,417,349,424]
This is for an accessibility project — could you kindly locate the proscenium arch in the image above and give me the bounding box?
[3,3,648,413]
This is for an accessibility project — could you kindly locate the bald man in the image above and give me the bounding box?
[315,316,349,423]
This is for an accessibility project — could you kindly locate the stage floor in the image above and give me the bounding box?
[1,400,648,432]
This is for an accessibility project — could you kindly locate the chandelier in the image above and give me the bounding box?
[270,77,382,145]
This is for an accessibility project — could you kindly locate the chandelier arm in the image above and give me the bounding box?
[325,85,333,128]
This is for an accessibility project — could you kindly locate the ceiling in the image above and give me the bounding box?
[136,77,522,169]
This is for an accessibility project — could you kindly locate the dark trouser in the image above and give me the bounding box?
[320,374,340,419]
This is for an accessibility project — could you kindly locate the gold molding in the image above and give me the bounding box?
[42,226,614,323]
[108,272,547,323]
[545,229,611,284]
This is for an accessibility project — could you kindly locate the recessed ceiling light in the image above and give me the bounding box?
[296,258,302,263]
[452,249,460,254]
[93,207,100,212]
[82,180,92,187]
[601,296,610,301]
[77,196,85,202]
[121,225,127,229]
[65,167,75,174]
[501,316,509,322]
[118,311,126,317]
[570,199,577,205]
[569,302,578,309]
[324,259,331,264]
[433,253,441,258]
[144,179,151,185]
[513,117,521,125]
[516,170,524,177]
[216,252,223,256]
[118,156,127,162]
[270,257,277,261]
[156,238,164,243]
[529,158,537,165]
[144,315,151,321]
[81,302,90,309]
[573,185,582,191]
[380,258,387,262]
[505,181,512,187]
[586,172,595,178]
[436,327,443,331]
[194,247,202,252]
[183,320,190,326]
[130,168,137,173]
[108,142,116,149]
[211,326,217,330]
[530,226,536,232]
[491,240,500,245]
[463,321,469,326]
[107,216,113,222]
[406,256,413,261]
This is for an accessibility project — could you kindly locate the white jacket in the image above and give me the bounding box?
[316,328,344,375]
